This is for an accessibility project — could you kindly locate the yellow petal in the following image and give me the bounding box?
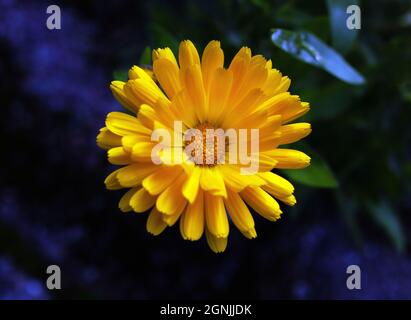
[178,40,200,71]
[110,81,141,113]
[201,40,224,93]
[184,64,207,123]
[156,174,187,215]
[146,206,167,235]
[106,112,151,137]
[263,149,311,169]
[137,104,156,129]
[240,186,282,221]
[206,229,227,253]
[228,47,252,99]
[104,169,123,190]
[259,115,283,139]
[121,134,151,153]
[116,163,157,187]
[108,147,131,165]
[180,189,204,240]
[229,108,268,129]
[268,193,297,206]
[142,166,183,195]
[224,188,256,239]
[207,68,233,124]
[137,103,174,130]
[128,65,155,83]
[259,132,283,151]
[230,55,268,106]
[182,166,201,203]
[153,58,181,98]
[265,94,310,123]
[152,47,178,66]
[219,165,265,192]
[155,98,180,128]
[272,76,291,95]
[131,142,158,162]
[200,167,227,198]
[161,210,183,227]
[156,145,186,166]
[130,187,156,213]
[97,127,122,150]
[262,69,283,96]
[255,153,278,172]
[283,194,297,206]
[256,92,292,112]
[276,123,312,145]
[242,227,257,239]
[118,187,138,212]
[258,172,294,196]
[125,78,168,107]
[170,89,197,128]
[204,192,229,238]
[221,88,265,127]
[276,100,310,124]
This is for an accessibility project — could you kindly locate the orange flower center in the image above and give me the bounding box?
[184,123,226,166]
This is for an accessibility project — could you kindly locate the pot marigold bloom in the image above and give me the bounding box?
[97,40,311,253]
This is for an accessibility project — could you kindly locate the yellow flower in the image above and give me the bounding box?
[97,40,311,253]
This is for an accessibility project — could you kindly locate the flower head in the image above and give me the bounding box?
[97,40,311,253]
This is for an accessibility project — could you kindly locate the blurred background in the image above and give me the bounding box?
[0,0,410,299]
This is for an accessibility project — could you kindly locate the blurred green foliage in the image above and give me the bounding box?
[115,0,411,251]
[139,46,152,65]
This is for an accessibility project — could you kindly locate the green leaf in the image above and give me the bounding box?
[367,201,405,252]
[300,82,355,121]
[283,143,338,188]
[327,0,359,53]
[139,46,152,66]
[112,69,128,82]
[271,28,365,85]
